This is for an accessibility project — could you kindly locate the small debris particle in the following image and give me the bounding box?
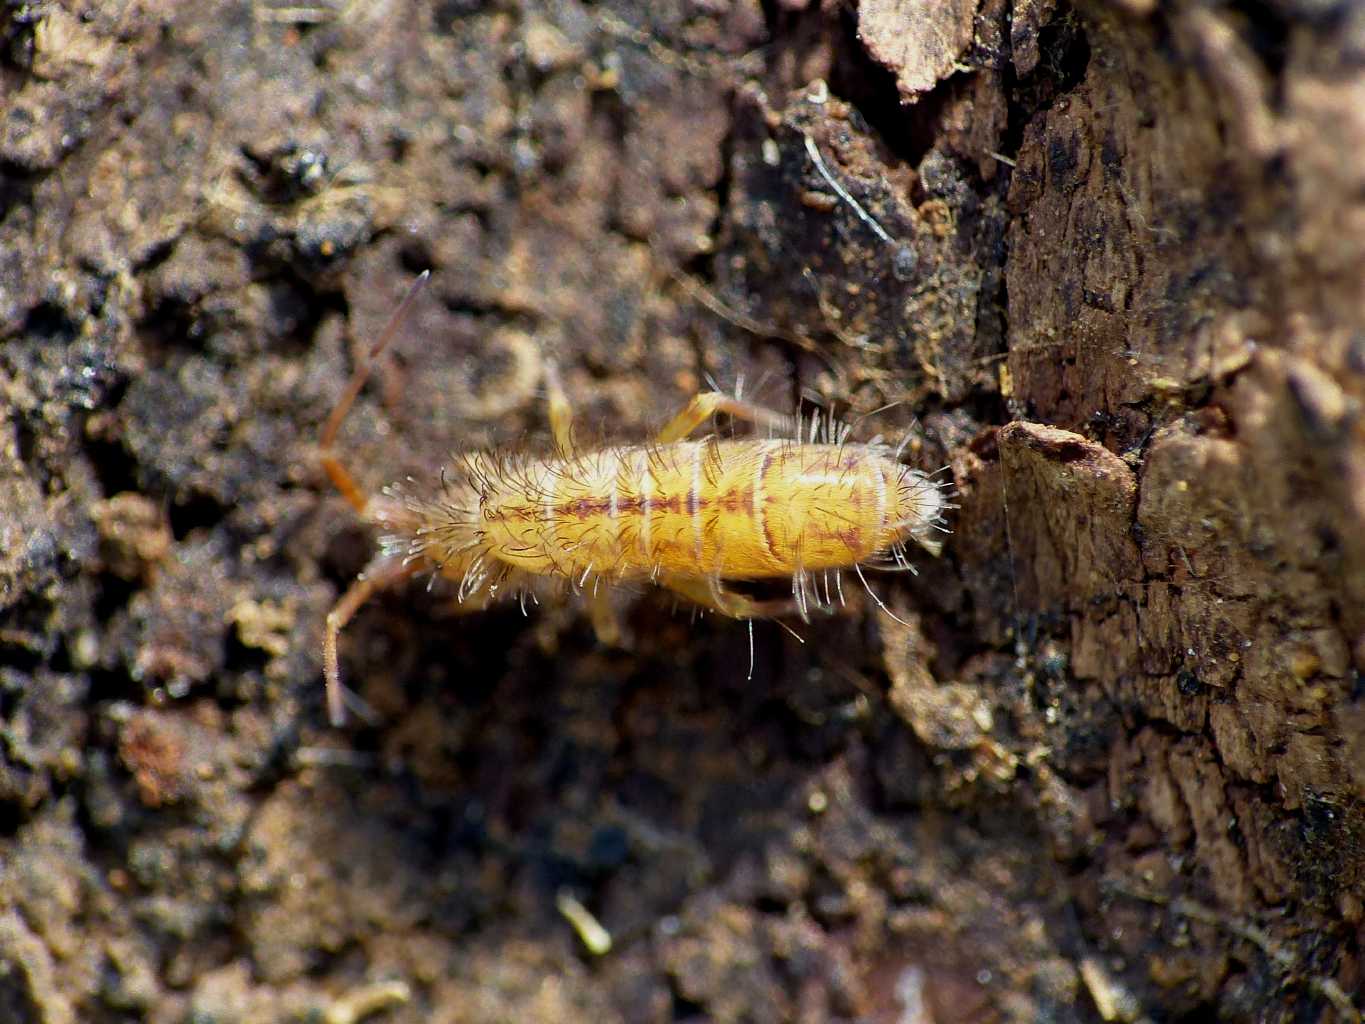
[324,979,412,1024]
[1079,957,1142,1022]
[557,890,612,955]
[92,492,171,581]
[228,597,296,659]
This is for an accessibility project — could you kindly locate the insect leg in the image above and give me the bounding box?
[544,359,577,456]
[324,555,419,727]
[430,588,498,618]
[657,573,798,620]
[319,271,431,513]
[585,586,629,647]
[655,392,796,443]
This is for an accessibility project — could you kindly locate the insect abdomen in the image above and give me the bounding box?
[478,440,937,582]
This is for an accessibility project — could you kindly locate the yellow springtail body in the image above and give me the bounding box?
[320,273,953,725]
[396,438,945,589]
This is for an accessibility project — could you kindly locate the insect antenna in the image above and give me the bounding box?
[319,270,431,513]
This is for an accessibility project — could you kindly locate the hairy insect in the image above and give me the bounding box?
[320,272,953,725]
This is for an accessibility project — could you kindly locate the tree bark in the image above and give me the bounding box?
[0,1,1361,1021]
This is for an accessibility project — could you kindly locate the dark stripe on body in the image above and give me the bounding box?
[756,446,779,564]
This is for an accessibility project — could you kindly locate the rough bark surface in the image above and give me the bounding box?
[857,0,977,98]
[1,1,1363,1022]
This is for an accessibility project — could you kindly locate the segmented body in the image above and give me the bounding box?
[384,437,948,600]
[320,272,954,725]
